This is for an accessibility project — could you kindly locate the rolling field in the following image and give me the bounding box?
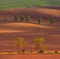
[0,22,60,51]
[0,0,60,59]
[0,7,60,51]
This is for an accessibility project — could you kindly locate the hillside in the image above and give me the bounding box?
[0,8,60,21]
[0,22,60,51]
[0,7,60,51]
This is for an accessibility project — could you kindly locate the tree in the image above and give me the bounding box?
[32,37,47,53]
[26,16,31,23]
[50,18,55,26]
[38,37,45,50]
[38,17,42,24]
[32,37,38,50]
[38,37,48,53]
[15,37,25,54]
[15,16,19,22]
[20,16,25,22]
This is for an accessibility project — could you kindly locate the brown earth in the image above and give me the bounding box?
[0,8,60,21]
[0,54,60,59]
[0,22,60,51]
[0,7,60,51]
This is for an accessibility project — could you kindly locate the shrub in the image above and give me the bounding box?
[37,17,42,24]
[50,18,55,26]
[30,50,33,53]
[55,51,58,54]
[25,16,31,23]
[39,50,44,54]
[20,16,25,22]
[22,49,25,54]
[15,16,19,22]
[3,17,7,22]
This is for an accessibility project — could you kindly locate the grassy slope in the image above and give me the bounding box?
[0,0,60,9]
